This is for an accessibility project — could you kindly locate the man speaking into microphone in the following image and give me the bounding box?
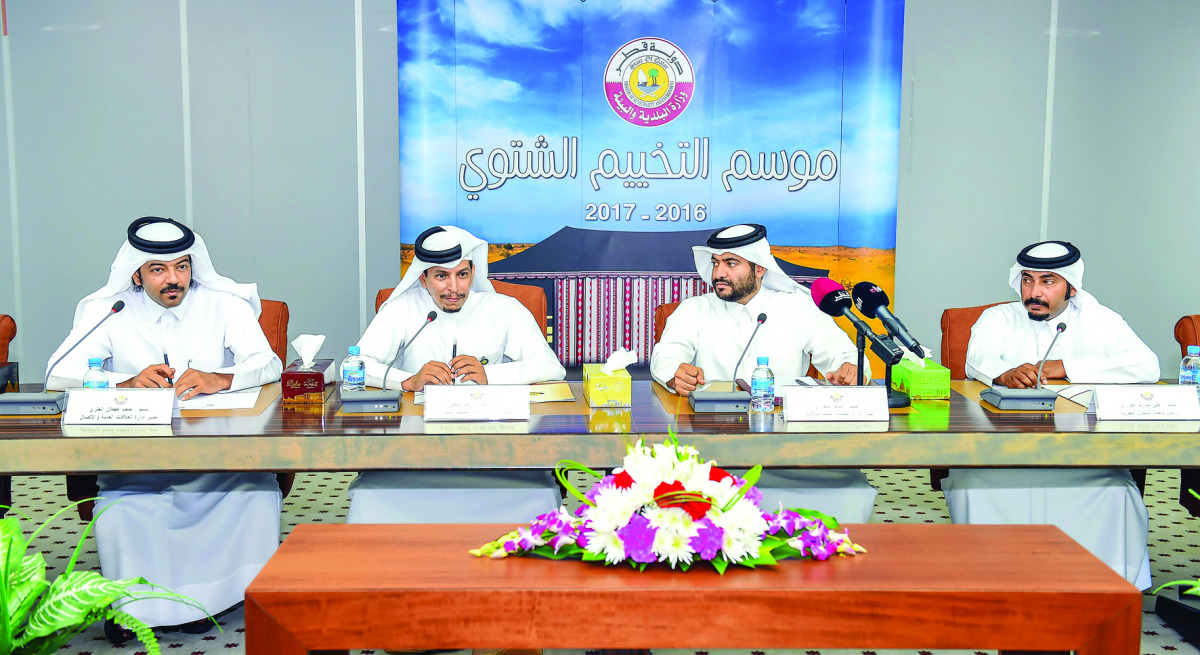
[347,225,565,524]
[948,240,1159,588]
[45,216,283,641]
[651,224,875,522]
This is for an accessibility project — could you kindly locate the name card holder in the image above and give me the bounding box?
[782,385,889,422]
[423,384,531,422]
[1094,385,1200,421]
[63,388,175,425]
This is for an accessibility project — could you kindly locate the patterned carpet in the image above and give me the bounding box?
[11,468,1200,655]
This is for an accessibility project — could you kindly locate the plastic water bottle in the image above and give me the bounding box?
[1180,346,1200,392]
[341,346,366,392]
[750,356,774,413]
[81,358,109,389]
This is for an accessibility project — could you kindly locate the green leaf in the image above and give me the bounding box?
[740,549,778,567]
[0,515,31,654]
[721,465,763,511]
[581,551,607,562]
[554,460,601,509]
[109,609,162,655]
[710,556,729,575]
[22,571,142,640]
[7,552,48,634]
[1153,579,1200,596]
[786,507,841,530]
[528,545,583,561]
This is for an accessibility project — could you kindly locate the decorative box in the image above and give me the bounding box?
[582,363,632,408]
[0,362,17,394]
[891,359,950,400]
[282,359,335,404]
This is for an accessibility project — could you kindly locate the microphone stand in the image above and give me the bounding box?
[883,327,911,408]
[855,330,866,387]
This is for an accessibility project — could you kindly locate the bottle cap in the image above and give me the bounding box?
[88,357,103,367]
[348,346,361,355]
[1190,346,1200,356]
[757,356,768,365]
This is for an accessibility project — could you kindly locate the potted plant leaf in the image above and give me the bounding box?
[0,501,209,655]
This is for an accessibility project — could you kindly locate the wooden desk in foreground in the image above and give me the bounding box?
[245,523,1139,655]
[3,380,1199,473]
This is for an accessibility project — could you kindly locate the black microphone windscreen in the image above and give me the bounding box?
[850,281,888,319]
[756,313,767,323]
[111,300,125,313]
[1056,322,1066,333]
[816,289,852,317]
[426,311,437,321]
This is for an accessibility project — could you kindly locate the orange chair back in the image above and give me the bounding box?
[0,315,15,363]
[653,302,679,345]
[1175,315,1200,356]
[375,280,548,335]
[258,300,290,363]
[652,300,819,378]
[939,302,1007,380]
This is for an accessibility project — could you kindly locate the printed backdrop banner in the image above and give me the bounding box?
[398,0,904,366]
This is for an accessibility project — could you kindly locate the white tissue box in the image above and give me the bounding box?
[583,363,631,408]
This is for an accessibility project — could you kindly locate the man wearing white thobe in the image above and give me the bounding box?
[650,224,877,523]
[947,239,1158,588]
[46,217,283,638]
[347,225,566,524]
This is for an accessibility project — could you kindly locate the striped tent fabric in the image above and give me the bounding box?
[553,274,709,365]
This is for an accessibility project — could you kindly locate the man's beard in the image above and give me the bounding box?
[713,271,758,303]
[1024,298,1050,321]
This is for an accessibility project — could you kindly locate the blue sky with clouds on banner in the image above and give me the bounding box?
[398,0,903,249]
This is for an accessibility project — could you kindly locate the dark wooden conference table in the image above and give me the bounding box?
[1,380,1196,475]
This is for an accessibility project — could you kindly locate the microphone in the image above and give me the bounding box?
[1034,322,1067,388]
[810,278,903,366]
[341,310,436,413]
[732,313,767,389]
[45,301,126,381]
[851,282,924,355]
[381,311,437,390]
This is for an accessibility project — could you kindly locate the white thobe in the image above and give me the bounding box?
[348,288,567,524]
[949,298,1159,588]
[46,286,284,625]
[649,288,877,523]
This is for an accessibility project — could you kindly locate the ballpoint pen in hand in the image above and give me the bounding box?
[164,352,174,386]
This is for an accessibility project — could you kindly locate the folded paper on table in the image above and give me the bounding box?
[175,387,262,412]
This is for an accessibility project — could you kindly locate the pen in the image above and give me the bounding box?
[164,352,174,386]
[451,340,457,360]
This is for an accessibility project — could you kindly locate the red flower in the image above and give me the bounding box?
[653,481,712,521]
[709,466,732,482]
[613,470,635,489]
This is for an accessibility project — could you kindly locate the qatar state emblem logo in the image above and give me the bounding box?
[604,37,694,128]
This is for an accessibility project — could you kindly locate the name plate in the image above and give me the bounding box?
[62,388,175,425]
[782,385,889,422]
[1094,385,1200,420]
[423,384,531,422]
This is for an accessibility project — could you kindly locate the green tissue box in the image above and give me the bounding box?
[891,359,950,400]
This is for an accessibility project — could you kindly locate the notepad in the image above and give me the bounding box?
[175,387,262,411]
[414,381,575,405]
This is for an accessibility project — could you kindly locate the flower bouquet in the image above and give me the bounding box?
[471,434,865,573]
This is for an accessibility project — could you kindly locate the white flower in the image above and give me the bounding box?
[653,527,695,568]
[643,506,700,538]
[721,531,762,563]
[584,529,626,565]
[586,486,641,532]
